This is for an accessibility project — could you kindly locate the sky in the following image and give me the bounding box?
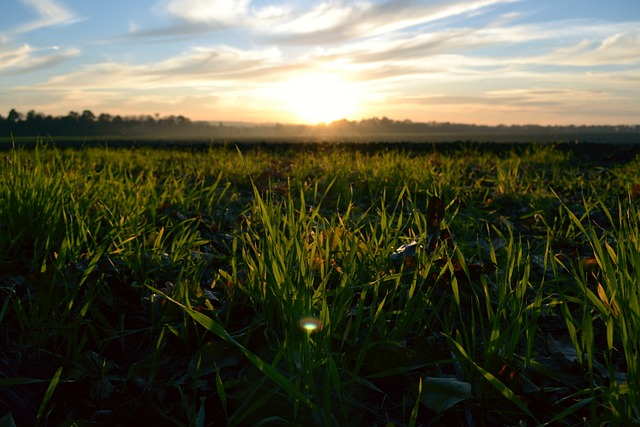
[1,0,639,125]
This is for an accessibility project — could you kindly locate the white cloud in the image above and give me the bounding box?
[251,4,292,20]
[161,0,251,25]
[265,1,364,35]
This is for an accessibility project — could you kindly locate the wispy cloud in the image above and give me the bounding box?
[318,20,640,86]
[16,45,293,91]
[139,0,516,44]
[130,0,256,39]
[530,31,640,67]
[11,0,78,34]
[0,1,80,75]
[262,0,517,43]
[0,42,79,74]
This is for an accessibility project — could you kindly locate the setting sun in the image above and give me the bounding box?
[279,73,359,124]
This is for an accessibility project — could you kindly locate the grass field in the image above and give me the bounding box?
[1,141,639,426]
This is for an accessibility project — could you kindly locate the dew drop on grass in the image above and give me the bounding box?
[299,317,322,333]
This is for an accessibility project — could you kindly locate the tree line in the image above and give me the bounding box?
[2,108,639,138]
[1,109,206,137]
[327,117,640,134]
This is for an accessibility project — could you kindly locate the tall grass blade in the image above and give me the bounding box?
[36,366,63,426]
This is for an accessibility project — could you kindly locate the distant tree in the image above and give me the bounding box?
[69,111,80,120]
[176,115,190,127]
[98,113,111,122]
[380,116,392,128]
[7,109,22,123]
[80,110,96,123]
[26,110,45,124]
[111,115,124,133]
[144,115,156,127]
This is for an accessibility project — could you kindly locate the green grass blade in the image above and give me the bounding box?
[36,366,63,426]
[445,334,539,424]
[155,288,319,414]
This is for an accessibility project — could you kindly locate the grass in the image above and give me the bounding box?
[1,141,639,426]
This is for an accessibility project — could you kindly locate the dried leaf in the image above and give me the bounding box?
[597,282,620,318]
[426,197,445,251]
[605,242,618,265]
[580,257,598,272]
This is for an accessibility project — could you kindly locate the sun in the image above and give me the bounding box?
[279,73,359,124]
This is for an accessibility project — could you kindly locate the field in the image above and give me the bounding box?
[1,141,640,426]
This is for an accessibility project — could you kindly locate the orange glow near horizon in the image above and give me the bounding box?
[278,73,360,124]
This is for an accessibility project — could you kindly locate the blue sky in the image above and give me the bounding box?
[1,0,639,124]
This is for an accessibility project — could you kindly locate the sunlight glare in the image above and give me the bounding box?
[280,73,359,124]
